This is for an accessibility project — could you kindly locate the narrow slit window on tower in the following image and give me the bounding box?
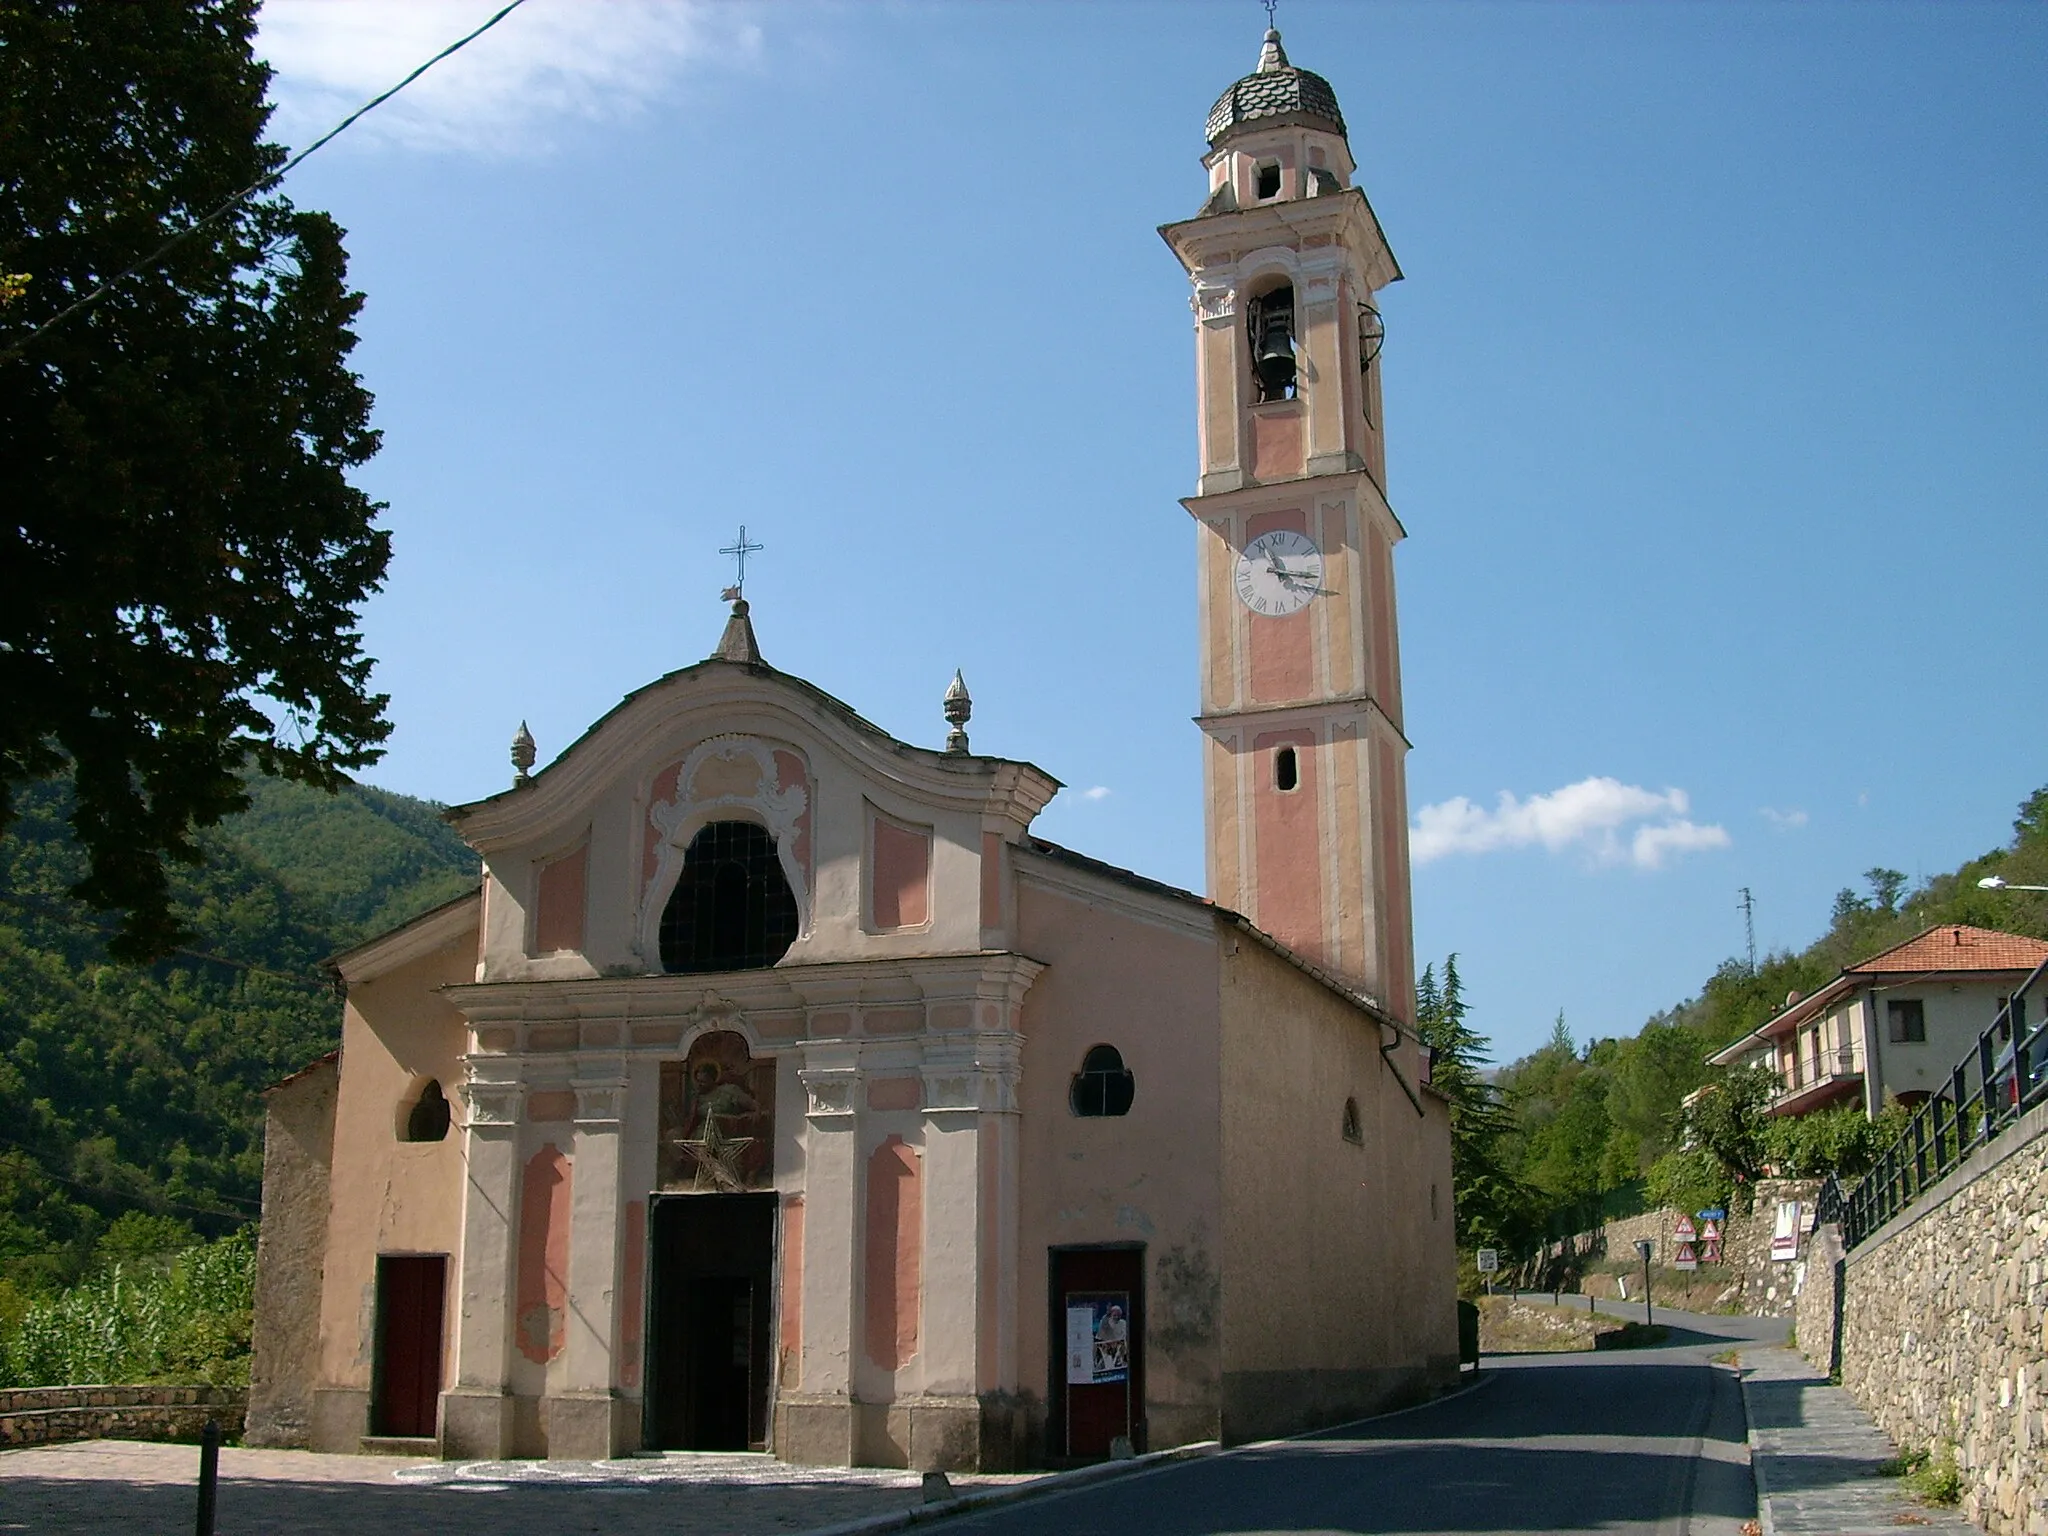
[1069,1045,1135,1118]
[659,820,799,974]
[1248,284,1297,402]
[1275,745,1299,792]
[1255,161,1282,200]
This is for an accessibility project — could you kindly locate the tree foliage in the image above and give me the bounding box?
[0,0,390,959]
[1416,956,1527,1251]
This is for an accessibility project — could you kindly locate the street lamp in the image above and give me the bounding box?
[1978,877,2048,891]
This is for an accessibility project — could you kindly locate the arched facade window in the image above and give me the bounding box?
[1069,1045,1135,1118]
[659,820,799,974]
[403,1080,451,1143]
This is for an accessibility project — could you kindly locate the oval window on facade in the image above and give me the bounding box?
[1069,1045,1135,1117]
[659,820,799,973]
[402,1079,451,1143]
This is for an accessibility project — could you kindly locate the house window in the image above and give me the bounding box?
[403,1080,451,1143]
[1275,745,1299,792]
[1996,994,2025,1042]
[659,820,799,974]
[1341,1097,1362,1144]
[1887,999,1926,1044]
[1069,1045,1135,1117]
[1255,161,1282,200]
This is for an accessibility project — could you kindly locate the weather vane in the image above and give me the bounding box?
[719,524,763,602]
[1264,0,1277,26]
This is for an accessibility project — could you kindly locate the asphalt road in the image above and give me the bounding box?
[936,1301,1788,1536]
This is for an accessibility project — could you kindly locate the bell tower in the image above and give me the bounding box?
[1161,26,1415,1019]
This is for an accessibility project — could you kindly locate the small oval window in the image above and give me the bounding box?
[1069,1045,1135,1118]
[403,1080,452,1143]
[1276,746,1299,792]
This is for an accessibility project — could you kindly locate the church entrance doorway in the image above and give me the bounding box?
[372,1254,445,1439]
[647,1193,776,1451]
[1048,1244,1145,1461]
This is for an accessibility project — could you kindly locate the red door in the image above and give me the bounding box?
[1051,1246,1144,1460]
[375,1255,446,1438]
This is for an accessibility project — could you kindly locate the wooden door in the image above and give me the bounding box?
[1051,1246,1144,1460]
[374,1255,446,1439]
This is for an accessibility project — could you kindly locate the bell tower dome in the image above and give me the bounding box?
[1161,25,1415,1019]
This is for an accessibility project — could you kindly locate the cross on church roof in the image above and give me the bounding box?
[719,524,763,601]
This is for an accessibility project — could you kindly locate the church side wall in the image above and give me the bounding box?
[1217,934,1456,1442]
[1014,873,1226,1459]
[246,1057,337,1447]
[309,929,476,1452]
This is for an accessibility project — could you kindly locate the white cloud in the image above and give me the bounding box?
[1411,775,1729,871]
[256,0,755,155]
[1081,786,1112,802]
[1759,806,1809,831]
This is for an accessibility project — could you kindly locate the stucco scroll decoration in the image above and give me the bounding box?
[922,1032,1022,1116]
[679,991,749,1045]
[799,1068,858,1120]
[459,1083,521,1127]
[1192,283,1237,322]
[636,736,812,964]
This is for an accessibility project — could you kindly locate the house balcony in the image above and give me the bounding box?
[1768,1045,1864,1117]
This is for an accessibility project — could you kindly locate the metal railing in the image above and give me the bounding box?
[1821,956,2048,1248]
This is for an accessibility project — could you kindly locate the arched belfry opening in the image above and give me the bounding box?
[659,820,798,974]
[1248,281,1297,402]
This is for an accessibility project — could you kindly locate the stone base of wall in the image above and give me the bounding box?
[0,1386,247,1449]
[1836,1101,2048,1536]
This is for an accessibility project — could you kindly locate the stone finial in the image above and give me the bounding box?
[714,594,763,666]
[511,721,536,787]
[1257,26,1290,72]
[943,669,972,755]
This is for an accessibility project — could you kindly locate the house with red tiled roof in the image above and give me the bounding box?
[1708,925,2048,1117]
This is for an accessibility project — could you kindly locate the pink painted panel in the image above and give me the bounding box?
[866,1076,922,1112]
[516,1144,572,1364]
[1251,407,1304,481]
[773,750,814,891]
[1378,738,1412,1018]
[526,1090,576,1123]
[619,1200,646,1390]
[1370,535,1395,709]
[980,831,1003,931]
[870,815,931,931]
[1253,727,1324,964]
[533,842,587,954]
[779,1196,804,1387]
[1245,508,1314,704]
[864,1136,922,1369]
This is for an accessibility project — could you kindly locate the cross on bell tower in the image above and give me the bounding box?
[1161,23,1415,1019]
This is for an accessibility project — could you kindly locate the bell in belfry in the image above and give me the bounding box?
[1254,308,1296,396]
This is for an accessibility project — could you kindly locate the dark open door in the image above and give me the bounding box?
[647,1194,776,1450]
[1050,1245,1144,1460]
[373,1254,446,1438]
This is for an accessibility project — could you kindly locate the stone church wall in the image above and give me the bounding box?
[1826,1102,2048,1536]
[245,1056,338,1448]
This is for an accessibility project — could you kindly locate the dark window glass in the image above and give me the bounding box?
[1887,999,1926,1044]
[1276,746,1299,792]
[1256,161,1282,199]
[404,1080,451,1143]
[1341,1097,1362,1144]
[1069,1044,1135,1118]
[659,821,798,974]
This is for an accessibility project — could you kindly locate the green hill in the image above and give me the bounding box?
[1481,782,2048,1237]
[0,775,476,1290]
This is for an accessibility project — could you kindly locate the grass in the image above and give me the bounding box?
[1877,1444,1963,1507]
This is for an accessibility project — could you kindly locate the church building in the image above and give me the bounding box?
[246,26,1455,1470]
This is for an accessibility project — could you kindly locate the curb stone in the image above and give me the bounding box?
[1732,1361,1777,1536]
[797,1374,1494,1536]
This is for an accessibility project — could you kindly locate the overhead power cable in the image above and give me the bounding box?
[0,0,532,364]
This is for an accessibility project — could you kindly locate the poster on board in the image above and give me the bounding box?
[1064,1292,1131,1385]
[1770,1199,1801,1261]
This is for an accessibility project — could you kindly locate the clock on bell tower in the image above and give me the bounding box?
[1161,24,1416,1021]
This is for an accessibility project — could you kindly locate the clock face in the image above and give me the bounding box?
[1233,529,1325,617]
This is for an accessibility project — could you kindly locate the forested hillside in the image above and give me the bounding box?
[0,776,476,1292]
[1427,783,2048,1251]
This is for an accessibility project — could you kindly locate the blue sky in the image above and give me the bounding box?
[255,0,2048,1064]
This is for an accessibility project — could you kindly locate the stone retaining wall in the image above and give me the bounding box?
[0,1385,246,1448]
[1823,1101,2048,1536]
[1544,1178,1822,1317]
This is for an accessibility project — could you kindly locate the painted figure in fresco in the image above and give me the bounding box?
[659,1029,774,1192]
[682,1059,761,1193]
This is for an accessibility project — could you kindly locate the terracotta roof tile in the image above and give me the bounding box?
[1847,924,2048,976]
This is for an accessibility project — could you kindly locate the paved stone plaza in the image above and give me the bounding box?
[0,1440,1040,1536]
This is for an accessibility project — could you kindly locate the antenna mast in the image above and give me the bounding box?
[1738,887,1757,974]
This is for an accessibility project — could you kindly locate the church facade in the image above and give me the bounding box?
[246,27,1455,1470]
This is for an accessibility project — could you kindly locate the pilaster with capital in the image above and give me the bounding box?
[441,1062,522,1458]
